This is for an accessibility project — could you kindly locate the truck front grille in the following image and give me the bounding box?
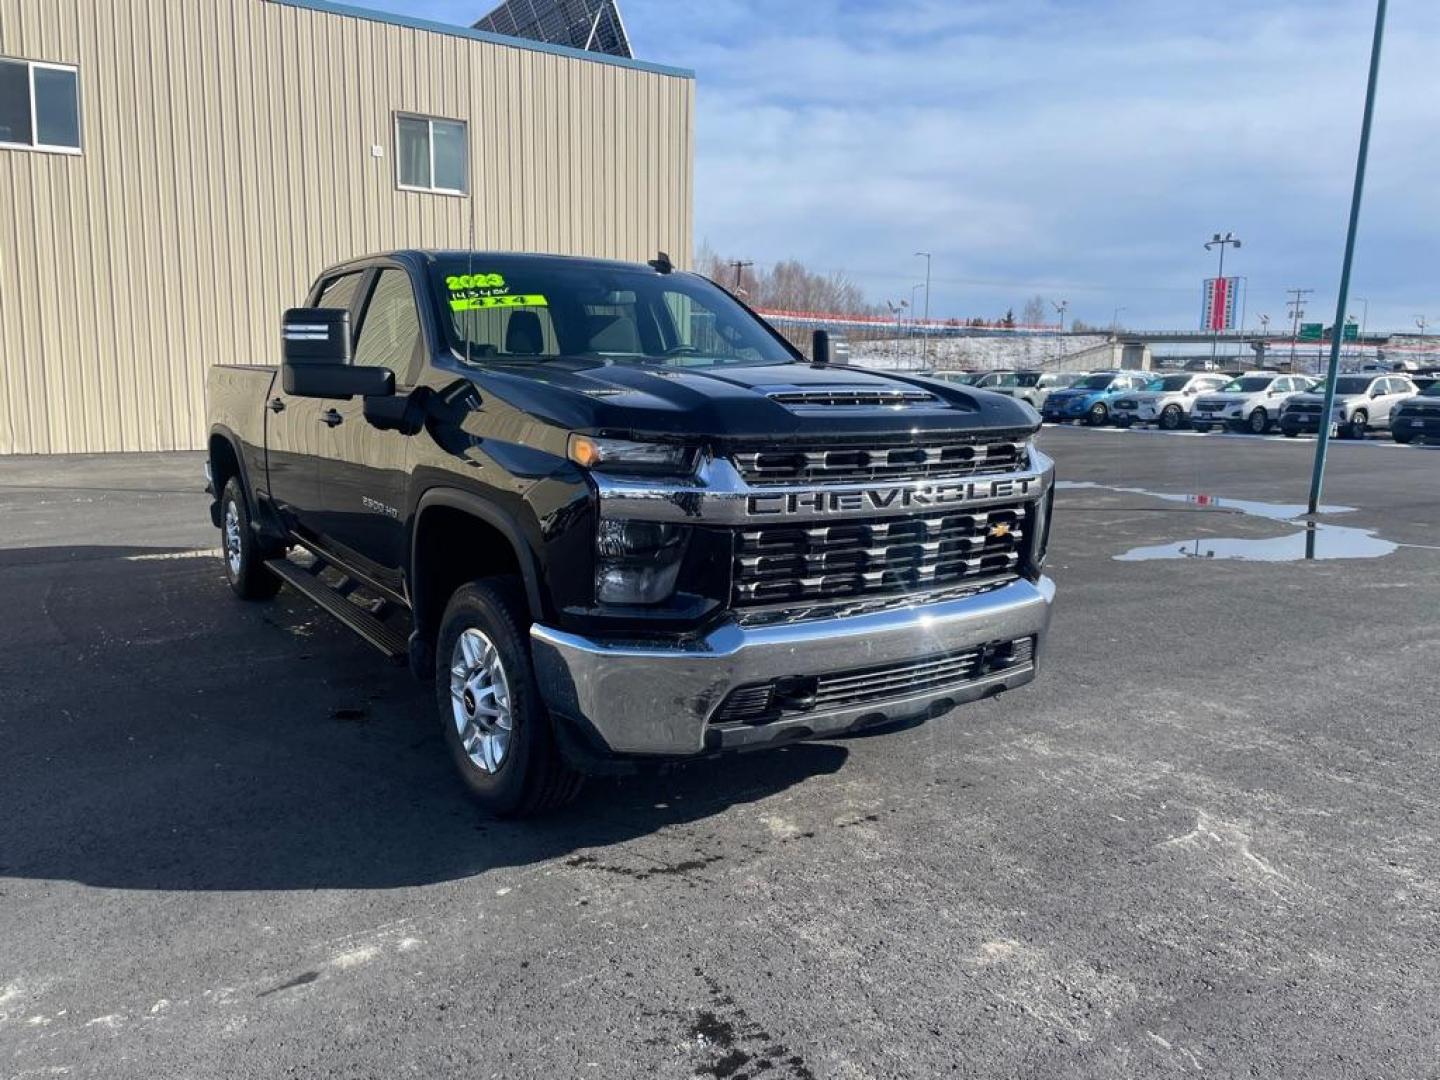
[766,388,938,408]
[730,434,1027,486]
[710,637,1036,725]
[732,505,1026,606]
[1289,401,1323,414]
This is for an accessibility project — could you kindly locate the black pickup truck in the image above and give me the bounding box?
[207,250,1056,815]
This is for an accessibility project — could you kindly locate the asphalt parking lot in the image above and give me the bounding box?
[3,427,1438,1079]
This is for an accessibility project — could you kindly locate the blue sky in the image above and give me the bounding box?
[378,0,1438,331]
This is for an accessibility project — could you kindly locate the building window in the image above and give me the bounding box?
[0,58,80,153]
[395,114,466,194]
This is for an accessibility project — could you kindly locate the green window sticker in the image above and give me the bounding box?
[445,273,506,291]
[449,293,549,312]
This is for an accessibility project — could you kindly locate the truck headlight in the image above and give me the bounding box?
[595,519,689,605]
[569,434,697,477]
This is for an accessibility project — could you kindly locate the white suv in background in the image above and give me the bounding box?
[1111,372,1230,430]
[1280,374,1420,439]
[1190,373,1316,434]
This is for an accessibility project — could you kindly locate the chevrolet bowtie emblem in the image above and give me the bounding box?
[988,522,1012,538]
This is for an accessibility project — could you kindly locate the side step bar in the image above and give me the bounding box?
[265,556,408,661]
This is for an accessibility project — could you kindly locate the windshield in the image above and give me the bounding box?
[1221,377,1274,393]
[995,373,1042,387]
[1144,375,1192,391]
[430,256,795,369]
[1421,383,1440,397]
[1076,374,1117,390]
[1333,376,1374,395]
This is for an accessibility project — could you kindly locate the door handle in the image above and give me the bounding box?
[318,409,343,427]
[268,397,286,413]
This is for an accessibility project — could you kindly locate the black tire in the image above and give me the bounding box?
[1282,429,1299,439]
[1087,402,1109,427]
[1114,415,1133,429]
[1159,405,1184,431]
[434,578,583,817]
[220,476,282,600]
[1192,422,1212,434]
[1248,408,1269,435]
[1345,411,1368,440]
[1392,430,1415,444]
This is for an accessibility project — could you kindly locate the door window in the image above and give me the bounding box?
[315,272,364,313]
[354,269,424,382]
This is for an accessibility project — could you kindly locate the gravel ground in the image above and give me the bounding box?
[2,428,1438,1079]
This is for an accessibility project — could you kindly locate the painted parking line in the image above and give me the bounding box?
[1042,424,1440,450]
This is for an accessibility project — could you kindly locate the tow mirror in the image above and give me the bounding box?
[281,308,394,400]
[811,329,850,367]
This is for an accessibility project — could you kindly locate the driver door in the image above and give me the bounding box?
[314,267,426,586]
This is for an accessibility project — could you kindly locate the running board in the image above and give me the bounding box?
[266,556,408,661]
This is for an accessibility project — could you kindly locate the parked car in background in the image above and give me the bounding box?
[986,371,1085,411]
[1389,381,1440,443]
[929,370,985,385]
[972,370,1017,389]
[1280,374,1419,439]
[1040,371,1151,426]
[1111,373,1229,430]
[1190,373,1317,434]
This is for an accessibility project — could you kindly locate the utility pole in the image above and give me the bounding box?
[1111,306,1126,331]
[910,283,926,367]
[1308,0,1387,516]
[1286,288,1313,372]
[728,259,753,293]
[1204,232,1242,365]
[1052,299,1069,332]
[1417,315,1429,338]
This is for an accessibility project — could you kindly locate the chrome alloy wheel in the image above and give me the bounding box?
[224,499,243,576]
[449,628,513,774]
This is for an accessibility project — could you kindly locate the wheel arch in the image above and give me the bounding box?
[409,487,546,644]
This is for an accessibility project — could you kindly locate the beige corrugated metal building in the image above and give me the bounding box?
[0,0,694,455]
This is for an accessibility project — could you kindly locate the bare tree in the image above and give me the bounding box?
[1020,295,1048,327]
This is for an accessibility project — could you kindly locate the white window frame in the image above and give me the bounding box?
[393,112,467,196]
[0,57,81,155]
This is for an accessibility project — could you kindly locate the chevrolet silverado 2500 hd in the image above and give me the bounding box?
[207,251,1057,815]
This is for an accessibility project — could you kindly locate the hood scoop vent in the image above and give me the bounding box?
[766,387,939,409]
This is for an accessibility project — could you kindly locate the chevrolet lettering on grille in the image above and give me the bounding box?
[747,476,1038,517]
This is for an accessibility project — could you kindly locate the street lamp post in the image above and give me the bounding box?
[913,252,933,362]
[1112,306,1126,331]
[1052,299,1069,332]
[1204,232,1242,366]
[910,283,927,366]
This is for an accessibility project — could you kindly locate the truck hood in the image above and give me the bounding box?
[469,361,1039,440]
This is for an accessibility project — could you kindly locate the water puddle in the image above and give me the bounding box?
[1056,481,1398,563]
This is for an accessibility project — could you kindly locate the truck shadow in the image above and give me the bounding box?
[0,546,848,892]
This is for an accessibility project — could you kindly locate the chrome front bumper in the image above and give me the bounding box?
[531,575,1055,757]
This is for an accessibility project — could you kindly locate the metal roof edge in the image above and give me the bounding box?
[265,0,695,79]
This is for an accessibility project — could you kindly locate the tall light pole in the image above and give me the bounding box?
[1204,232,1242,365]
[1308,0,1387,516]
[914,251,932,363]
[1354,297,1369,343]
[1112,306,1126,331]
[1416,315,1429,338]
[910,283,926,366]
[1052,299,1069,332]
